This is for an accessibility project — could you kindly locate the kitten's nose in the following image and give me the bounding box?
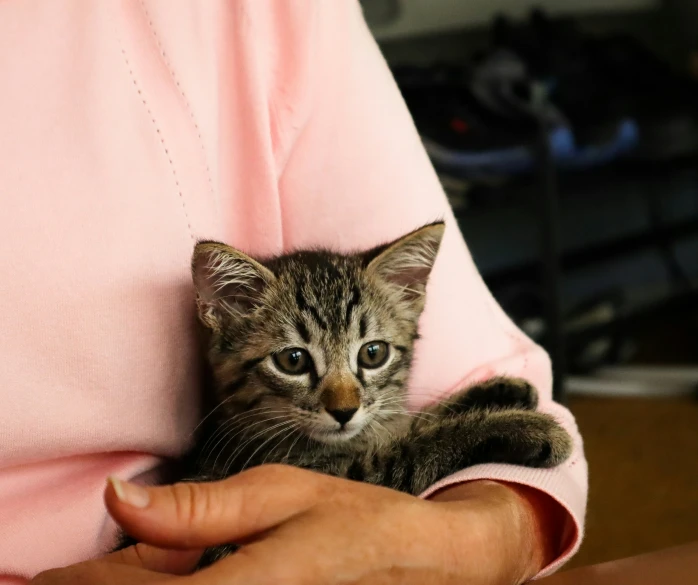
[327,408,358,425]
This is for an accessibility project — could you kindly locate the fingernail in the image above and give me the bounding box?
[108,476,150,508]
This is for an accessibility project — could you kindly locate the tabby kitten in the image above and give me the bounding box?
[119,222,572,566]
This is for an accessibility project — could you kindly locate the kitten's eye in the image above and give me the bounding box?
[358,341,389,369]
[273,348,311,375]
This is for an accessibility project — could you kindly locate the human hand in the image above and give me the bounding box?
[31,465,549,585]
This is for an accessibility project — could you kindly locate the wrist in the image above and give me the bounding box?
[502,481,566,574]
[430,480,560,583]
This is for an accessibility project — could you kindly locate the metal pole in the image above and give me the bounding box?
[535,117,567,404]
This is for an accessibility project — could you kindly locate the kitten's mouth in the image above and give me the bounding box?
[298,405,374,444]
[307,421,367,444]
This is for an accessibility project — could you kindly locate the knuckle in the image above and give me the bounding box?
[109,545,136,566]
[131,542,152,566]
[169,481,216,530]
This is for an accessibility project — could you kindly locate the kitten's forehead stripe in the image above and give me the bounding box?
[296,319,311,343]
[345,285,361,327]
[359,315,367,339]
[277,253,371,335]
[307,304,328,330]
[295,287,328,331]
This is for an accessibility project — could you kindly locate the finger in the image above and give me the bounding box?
[30,562,161,585]
[29,546,202,584]
[105,465,328,549]
[104,542,203,575]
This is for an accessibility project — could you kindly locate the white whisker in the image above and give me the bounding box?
[199,407,283,453]
[236,421,298,474]
[282,426,305,464]
[207,414,291,469]
[221,419,294,476]
[262,425,300,467]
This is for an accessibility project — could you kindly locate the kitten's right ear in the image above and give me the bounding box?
[192,241,275,330]
[364,222,445,303]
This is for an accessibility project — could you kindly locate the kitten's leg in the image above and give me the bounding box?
[372,409,572,495]
[112,531,137,551]
[197,544,240,569]
[427,377,539,416]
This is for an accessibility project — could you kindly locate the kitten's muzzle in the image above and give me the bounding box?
[308,405,369,443]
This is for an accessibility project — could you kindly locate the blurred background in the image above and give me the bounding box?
[360,0,698,570]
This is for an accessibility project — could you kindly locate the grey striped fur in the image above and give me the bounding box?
[117,222,572,567]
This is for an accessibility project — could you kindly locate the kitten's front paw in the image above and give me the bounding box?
[475,411,573,469]
[516,412,573,468]
[449,376,539,413]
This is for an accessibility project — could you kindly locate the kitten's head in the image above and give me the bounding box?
[191,222,444,447]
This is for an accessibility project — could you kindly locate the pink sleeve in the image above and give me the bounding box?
[275,2,587,577]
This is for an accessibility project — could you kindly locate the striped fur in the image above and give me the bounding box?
[117,223,572,567]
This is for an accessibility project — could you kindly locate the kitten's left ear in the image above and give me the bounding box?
[364,221,445,302]
[191,241,275,330]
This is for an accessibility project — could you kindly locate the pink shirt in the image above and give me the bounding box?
[0,1,587,581]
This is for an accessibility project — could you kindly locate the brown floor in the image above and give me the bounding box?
[565,395,698,569]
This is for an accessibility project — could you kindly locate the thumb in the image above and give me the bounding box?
[105,465,326,549]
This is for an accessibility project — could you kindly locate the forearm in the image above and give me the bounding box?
[430,480,566,583]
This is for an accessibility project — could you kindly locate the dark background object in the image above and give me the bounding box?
[371,3,698,404]
[359,0,402,28]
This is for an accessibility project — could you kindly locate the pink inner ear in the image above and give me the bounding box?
[384,265,432,291]
[365,222,444,278]
[195,264,219,305]
[367,226,444,300]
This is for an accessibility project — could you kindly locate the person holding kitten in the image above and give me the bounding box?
[0,2,587,584]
